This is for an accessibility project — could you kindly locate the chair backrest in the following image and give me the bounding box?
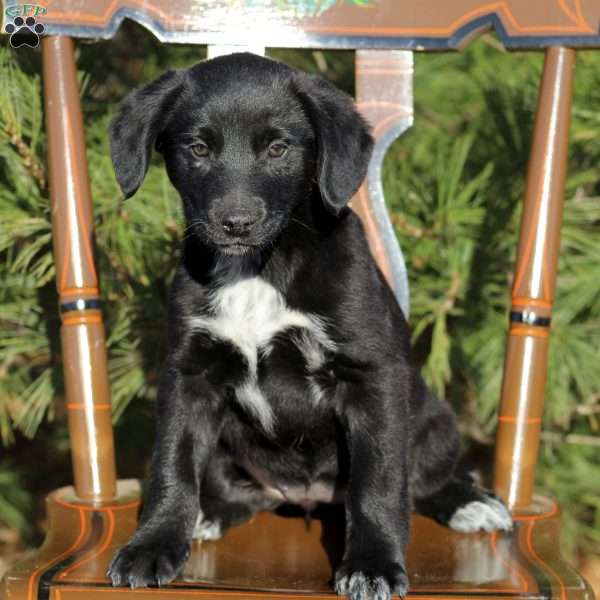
[7,1,600,47]
[6,0,596,511]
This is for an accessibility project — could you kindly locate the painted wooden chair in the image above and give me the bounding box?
[1,2,597,600]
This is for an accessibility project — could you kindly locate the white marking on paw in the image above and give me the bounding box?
[336,571,393,600]
[449,497,513,533]
[192,513,223,541]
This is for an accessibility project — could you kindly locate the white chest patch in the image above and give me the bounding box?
[188,277,334,433]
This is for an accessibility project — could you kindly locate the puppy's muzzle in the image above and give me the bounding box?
[209,197,267,239]
[221,210,264,237]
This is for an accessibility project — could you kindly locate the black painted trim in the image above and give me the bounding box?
[37,513,104,600]
[60,299,102,313]
[512,523,554,600]
[510,311,551,327]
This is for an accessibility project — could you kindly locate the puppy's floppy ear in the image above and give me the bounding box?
[294,73,374,215]
[109,69,183,198]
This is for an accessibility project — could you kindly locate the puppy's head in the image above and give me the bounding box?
[109,53,373,255]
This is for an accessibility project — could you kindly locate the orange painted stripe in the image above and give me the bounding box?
[54,494,141,512]
[355,69,413,76]
[356,100,409,110]
[65,576,528,594]
[498,416,542,424]
[558,0,580,25]
[66,403,111,410]
[526,520,567,600]
[55,588,331,598]
[512,296,553,309]
[176,582,527,593]
[356,60,407,67]
[574,0,592,29]
[355,186,392,286]
[27,508,86,600]
[490,531,530,592]
[59,510,115,579]
[61,287,100,297]
[558,0,592,29]
[62,315,102,326]
[372,110,412,137]
[509,326,549,338]
[513,500,559,521]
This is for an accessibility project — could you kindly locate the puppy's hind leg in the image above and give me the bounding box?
[415,477,513,533]
[410,387,461,501]
[410,386,512,533]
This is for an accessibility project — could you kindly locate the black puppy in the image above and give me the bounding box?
[107,53,511,600]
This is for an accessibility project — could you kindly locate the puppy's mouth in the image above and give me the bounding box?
[188,218,285,255]
[216,242,259,256]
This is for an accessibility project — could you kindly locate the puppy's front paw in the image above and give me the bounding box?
[334,562,408,600]
[107,538,191,588]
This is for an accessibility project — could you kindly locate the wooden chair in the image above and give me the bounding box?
[1,1,597,599]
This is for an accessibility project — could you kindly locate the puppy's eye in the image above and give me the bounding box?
[268,142,288,158]
[190,142,209,158]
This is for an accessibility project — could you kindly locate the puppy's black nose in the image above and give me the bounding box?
[221,212,262,237]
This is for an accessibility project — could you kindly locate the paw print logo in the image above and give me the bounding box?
[5,16,45,48]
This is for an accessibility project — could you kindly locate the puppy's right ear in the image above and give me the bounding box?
[109,69,183,198]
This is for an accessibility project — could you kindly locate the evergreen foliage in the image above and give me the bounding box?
[0,27,598,559]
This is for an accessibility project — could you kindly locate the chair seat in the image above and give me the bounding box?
[1,480,592,600]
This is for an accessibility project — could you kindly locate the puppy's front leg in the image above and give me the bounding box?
[334,371,410,600]
[108,364,222,588]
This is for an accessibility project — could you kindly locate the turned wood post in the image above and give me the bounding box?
[494,47,576,511]
[42,36,117,502]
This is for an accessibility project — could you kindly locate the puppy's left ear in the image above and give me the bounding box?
[109,69,183,199]
[294,73,373,215]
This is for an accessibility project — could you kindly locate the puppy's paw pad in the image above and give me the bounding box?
[449,496,512,533]
[192,517,223,541]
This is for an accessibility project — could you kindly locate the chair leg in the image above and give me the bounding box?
[493,47,576,511]
[42,36,116,502]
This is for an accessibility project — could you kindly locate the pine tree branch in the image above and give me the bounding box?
[3,119,46,191]
[541,431,600,448]
[390,213,436,239]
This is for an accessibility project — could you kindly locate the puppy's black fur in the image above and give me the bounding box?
[107,53,511,600]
